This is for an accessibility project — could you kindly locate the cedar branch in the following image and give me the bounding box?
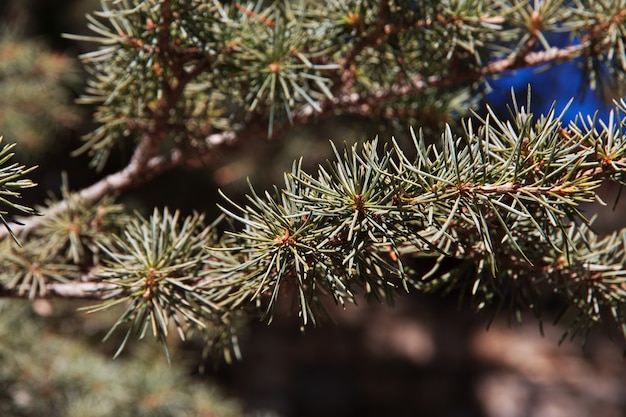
[0,43,596,240]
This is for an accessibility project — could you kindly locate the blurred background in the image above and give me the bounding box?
[0,1,625,416]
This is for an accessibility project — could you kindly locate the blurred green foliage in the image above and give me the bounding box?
[0,29,80,159]
[0,299,245,417]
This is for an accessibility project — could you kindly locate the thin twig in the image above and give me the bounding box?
[0,281,117,299]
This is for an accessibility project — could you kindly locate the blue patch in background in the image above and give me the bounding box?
[484,33,616,124]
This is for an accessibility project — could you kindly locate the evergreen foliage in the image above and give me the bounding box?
[0,138,39,242]
[2,0,626,365]
[0,300,244,417]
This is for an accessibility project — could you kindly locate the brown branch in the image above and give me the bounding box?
[291,44,586,127]
[5,147,183,237]
[0,281,117,299]
[472,182,587,196]
[483,44,582,75]
[0,41,592,240]
[0,130,238,238]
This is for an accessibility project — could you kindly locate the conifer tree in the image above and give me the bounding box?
[1,0,626,365]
